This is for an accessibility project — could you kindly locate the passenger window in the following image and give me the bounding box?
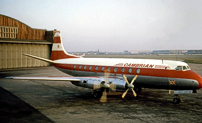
[79,65,81,70]
[84,66,86,70]
[107,67,110,72]
[89,66,92,71]
[128,68,132,73]
[95,66,98,71]
[101,67,105,71]
[114,67,117,72]
[74,65,76,69]
[121,68,125,73]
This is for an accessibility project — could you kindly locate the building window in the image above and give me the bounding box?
[16,28,18,33]
[2,27,5,32]
[11,33,13,38]
[0,26,18,39]
[6,33,9,38]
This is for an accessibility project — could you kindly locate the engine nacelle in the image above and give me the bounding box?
[71,78,126,90]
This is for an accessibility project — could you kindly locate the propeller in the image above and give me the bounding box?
[122,75,138,98]
[93,80,101,90]
[100,70,116,102]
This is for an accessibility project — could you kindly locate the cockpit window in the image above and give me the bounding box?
[175,66,182,71]
[176,65,190,71]
[183,66,191,70]
[183,66,187,70]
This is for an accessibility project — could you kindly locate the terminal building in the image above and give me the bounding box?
[0,14,57,69]
[153,50,202,54]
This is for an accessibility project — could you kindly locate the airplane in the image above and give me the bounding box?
[6,31,202,104]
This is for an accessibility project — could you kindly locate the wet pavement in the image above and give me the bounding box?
[0,63,202,123]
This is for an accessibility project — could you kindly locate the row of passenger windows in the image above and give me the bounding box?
[74,65,133,73]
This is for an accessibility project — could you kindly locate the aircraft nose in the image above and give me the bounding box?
[199,76,202,89]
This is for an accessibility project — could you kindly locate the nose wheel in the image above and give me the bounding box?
[173,97,181,104]
[173,95,181,104]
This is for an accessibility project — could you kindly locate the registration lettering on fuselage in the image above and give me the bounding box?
[115,63,154,68]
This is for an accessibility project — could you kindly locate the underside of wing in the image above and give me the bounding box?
[6,76,81,81]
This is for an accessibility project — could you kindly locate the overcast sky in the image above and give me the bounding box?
[1,0,202,52]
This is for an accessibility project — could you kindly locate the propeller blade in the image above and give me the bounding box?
[110,82,116,91]
[131,75,138,84]
[131,88,137,97]
[123,75,129,85]
[93,80,100,90]
[100,89,107,102]
[104,70,110,83]
[122,88,129,98]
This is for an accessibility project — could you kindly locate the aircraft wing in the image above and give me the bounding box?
[6,76,81,81]
[23,53,57,64]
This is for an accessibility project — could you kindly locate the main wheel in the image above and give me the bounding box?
[93,91,102,98]
[173,98,181,104]
[134,87,142,93]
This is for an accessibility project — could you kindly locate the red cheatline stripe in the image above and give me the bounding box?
[52,63,202,89]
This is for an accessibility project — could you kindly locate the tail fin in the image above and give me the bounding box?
[50,32,80,60]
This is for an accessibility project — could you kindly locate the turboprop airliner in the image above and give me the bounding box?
[7,32,202,104]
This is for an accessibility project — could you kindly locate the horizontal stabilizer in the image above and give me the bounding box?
[23,53,57,64]
[6,76,81,81]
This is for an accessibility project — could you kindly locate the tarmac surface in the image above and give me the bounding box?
[1,63,202,123]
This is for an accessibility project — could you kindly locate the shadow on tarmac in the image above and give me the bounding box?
[0,86,53,123]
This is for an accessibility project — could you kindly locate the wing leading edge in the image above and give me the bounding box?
[23,53,57,64]
[6,76,81,81]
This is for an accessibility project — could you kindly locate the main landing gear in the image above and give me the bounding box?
[134,87,142,93]
[173,94,181,104]
[93,90,102,98]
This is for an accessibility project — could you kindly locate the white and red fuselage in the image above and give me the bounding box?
[48,32,202,91]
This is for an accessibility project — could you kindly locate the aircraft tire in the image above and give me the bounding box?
[173,98,181,104]
[135,87,142,93]
[93,91,102,98]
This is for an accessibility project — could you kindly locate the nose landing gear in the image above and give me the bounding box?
[173,94,181,104]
